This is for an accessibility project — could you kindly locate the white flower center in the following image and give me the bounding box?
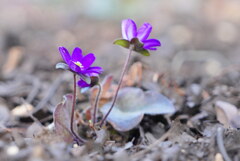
[74,61,84,69]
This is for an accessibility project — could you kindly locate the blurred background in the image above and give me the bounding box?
[0,0,240,106]
[1,0,240,74]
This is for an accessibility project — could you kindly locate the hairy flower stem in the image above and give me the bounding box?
[93,83,102,126]
[71,74,85,145]
[100,46,133,127]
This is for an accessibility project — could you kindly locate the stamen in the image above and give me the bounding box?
[74,61,84,69]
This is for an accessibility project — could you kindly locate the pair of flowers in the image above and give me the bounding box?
[59,19,161,87]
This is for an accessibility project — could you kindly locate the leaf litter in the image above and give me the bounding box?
[0,57,240,161]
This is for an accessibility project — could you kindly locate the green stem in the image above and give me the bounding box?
[100,47,133,127]
[70,74,85,145]
[93,83,102,126]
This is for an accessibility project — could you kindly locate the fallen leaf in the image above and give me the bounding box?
[215,100,239,128]
[53,94,77,143]
[26,122,57,144]
[123,62,143,87]
[215,153,224,161]
[100,87,176,131]
[2,46,24,76]
[113,150,129,161]
[95,129,109,145]
[11,103,33,117]
[0,103,10,129]
[230,115,240,129]
[90,75,114,107]
[26,122,44,139]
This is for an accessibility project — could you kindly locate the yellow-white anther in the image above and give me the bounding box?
[74,61,84,69]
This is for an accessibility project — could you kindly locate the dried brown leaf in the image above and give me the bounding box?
[0,103,10,130]
[2,47,24,76]
[123,62,143,86]
[231,115,240,129]
[215,100,239,128]
[26,122,57,144]
[11,103,33,117]
[53,94,77,143]
[90,75,114,107]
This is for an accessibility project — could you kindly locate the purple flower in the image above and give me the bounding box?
[121,19,161,50]
[59,47,103,88]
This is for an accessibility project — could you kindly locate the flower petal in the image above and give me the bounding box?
[81,66,103,76]
[145,47,157,50]
[59,47,71,64]
[68,61,82,73]
[87,66,103,73]
[80,53,96,69]
[72,47,83,62]
[143,39,161,50]
[77,79,90,88]
[137,23,152,41]
[121,19,137,41]
[83,72,99,77]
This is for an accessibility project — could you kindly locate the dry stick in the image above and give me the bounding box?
[33,74,64,113]
[93,83,102,126]
[99,47,133,127]
[20,98,43,126]
[131,128,171,160]
[70,74,85,145]
[26,77,40,103]
[216,127,232,161]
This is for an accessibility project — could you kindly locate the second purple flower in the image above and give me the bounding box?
[122,19,161,51]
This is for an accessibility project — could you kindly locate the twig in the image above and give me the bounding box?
[131,128,171,160]
[20,98,43,126]
[216,127,232,161]
[26,77,40,103]
[33,74,64,113]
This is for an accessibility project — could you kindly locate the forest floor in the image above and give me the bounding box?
[0,1,240,161]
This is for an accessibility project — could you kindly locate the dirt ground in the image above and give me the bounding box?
[0,0,240,161]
